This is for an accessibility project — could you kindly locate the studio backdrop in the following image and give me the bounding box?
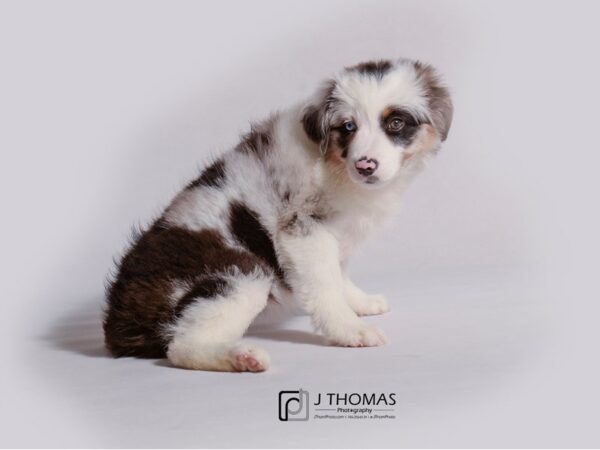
[0,0,599,448]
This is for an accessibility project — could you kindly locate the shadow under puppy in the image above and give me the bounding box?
[104,58,453,372]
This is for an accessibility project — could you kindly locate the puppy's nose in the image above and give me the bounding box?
[355,157,379,176]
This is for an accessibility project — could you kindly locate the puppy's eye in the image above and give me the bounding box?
[343,121,357,132]
[387,118,405,132]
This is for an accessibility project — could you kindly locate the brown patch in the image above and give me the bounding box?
[413,61,453,141]
[187,158,226,190]
[236,116,277,157]
[104,220,271,358]
[302,105,324,144]
[173,277,230,318]
[347,60,393,80]
[323,143,352,186]
[301,80,337,154]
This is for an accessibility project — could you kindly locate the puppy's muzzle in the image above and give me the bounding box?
[355,157,379,177]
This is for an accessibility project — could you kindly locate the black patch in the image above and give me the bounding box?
[229,201,284,280]
[301,80,337,153]
[236,117,275,157]
[347,60,393,80]
[187,158,226,189]
[173,276,230,318]
[380,107,424,146]
[302,105,322,144]
[331,123,357,159]
[104,220,271,359]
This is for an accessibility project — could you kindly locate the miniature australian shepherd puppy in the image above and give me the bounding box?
[104,58,453,372]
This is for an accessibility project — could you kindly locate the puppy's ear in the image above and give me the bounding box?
[301,80,337,154]
[413,62,453,142]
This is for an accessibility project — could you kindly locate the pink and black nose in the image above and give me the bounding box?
[355,157,379,177]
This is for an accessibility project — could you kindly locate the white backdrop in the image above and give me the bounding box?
[1,0,599,447]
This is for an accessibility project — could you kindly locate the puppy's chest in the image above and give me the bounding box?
[326,210,379,258]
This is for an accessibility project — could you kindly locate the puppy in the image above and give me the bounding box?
[104,59,453,372]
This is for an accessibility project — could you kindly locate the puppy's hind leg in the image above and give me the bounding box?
[165,268,273,372]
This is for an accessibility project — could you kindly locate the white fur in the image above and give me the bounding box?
[166,269,272,371]
[344,274,390,317]
[277,224,387,346]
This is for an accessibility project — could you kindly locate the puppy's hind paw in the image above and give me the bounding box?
[229,344,270,372]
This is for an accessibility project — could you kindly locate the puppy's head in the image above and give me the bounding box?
[302,59,453,187]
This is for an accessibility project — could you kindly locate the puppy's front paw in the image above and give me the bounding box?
[328,324,388,347]
[350,294,390,316]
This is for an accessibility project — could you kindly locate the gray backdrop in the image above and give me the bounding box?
[1,0,599,447]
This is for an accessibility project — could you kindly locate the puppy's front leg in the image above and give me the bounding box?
[278,224,387,347]
[344,275,390,316]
